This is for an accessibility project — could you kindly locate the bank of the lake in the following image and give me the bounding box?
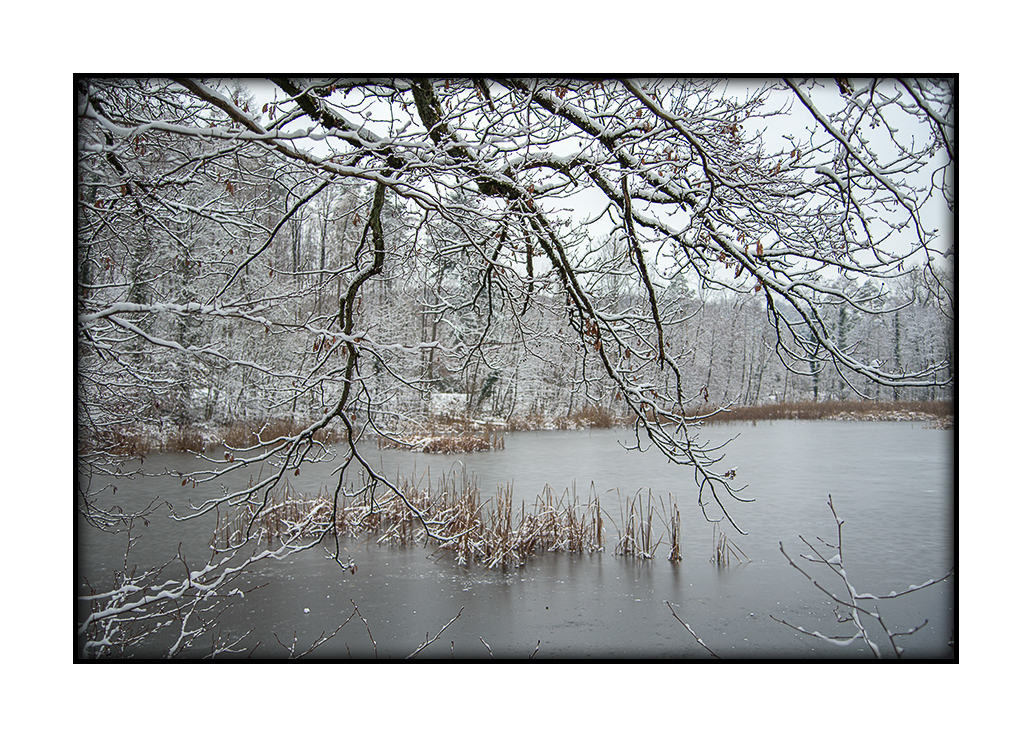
[83,399,954,457]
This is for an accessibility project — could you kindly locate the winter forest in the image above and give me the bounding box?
[76,77,955,659]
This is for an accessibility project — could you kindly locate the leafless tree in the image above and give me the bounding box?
[77,77,954,656]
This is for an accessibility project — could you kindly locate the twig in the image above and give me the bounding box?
[288,617,352,660]
[273,631,299,657]
[351,599,377,659]
[774,494,954,658]
[665,601,719,658]
[479,636,494,659]
[406,608,464,659]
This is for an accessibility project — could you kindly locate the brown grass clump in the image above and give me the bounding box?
[167,426,207,453]
[561,404,618,429]
[501,405,633,431]
[666,495,682,563]
[87,416,352,458]
[86,424,209,455]
[219,418,346,449]
[377,426,505,454]
[605,490,685,562]
[213,471,612,570]
[90,428,154,457]
[692,400,953,425]
[611,490,664,560]
[212,482,328,548]
[711,522,750,567]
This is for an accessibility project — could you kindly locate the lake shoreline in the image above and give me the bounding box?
[81,399,955,457]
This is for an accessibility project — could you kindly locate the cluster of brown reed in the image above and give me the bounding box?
[90,397,953,461]
[377,426,505,454]
[86,427,155,457]
[83,422,207,456]
[668,502,682,563]
[212,482,332,548]
[379,478,606,568]
[213,472,612,569]
[502,405,632,432]
[89,417,352,456]
[711,522,750,567]
[167,425,207,452]
[695,400,953,425]
[554,404,623,429]
[220,418,348,448]
[609,490,682,561]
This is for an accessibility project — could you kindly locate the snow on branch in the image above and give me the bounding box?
[773,494,954,658]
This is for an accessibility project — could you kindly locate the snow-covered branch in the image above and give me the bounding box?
[773,494,954,658]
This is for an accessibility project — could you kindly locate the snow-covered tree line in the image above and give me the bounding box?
[78,168,950,444]
[76,78,953,654]
[79,76,954,495]
[77,84,952,444]
[78,75,954,503]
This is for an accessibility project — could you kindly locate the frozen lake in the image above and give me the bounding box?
[77,420,955,659]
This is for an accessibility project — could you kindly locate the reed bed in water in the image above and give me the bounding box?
[608,490,662,560]
[213,471,611,569]
[666,495,682,563]
[377,426,505,453]
[604,490,686,562]
[711,522,750,567]
[693,399,952,424]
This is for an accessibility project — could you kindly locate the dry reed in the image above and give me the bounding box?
[220,418,347,448]
[213,471,613,570]
[664,494,682,563]
[90,398,951,460]
[693,400,953,425]
[610,490,664,560]
[711,522,750,567]
[377,426,505,454]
